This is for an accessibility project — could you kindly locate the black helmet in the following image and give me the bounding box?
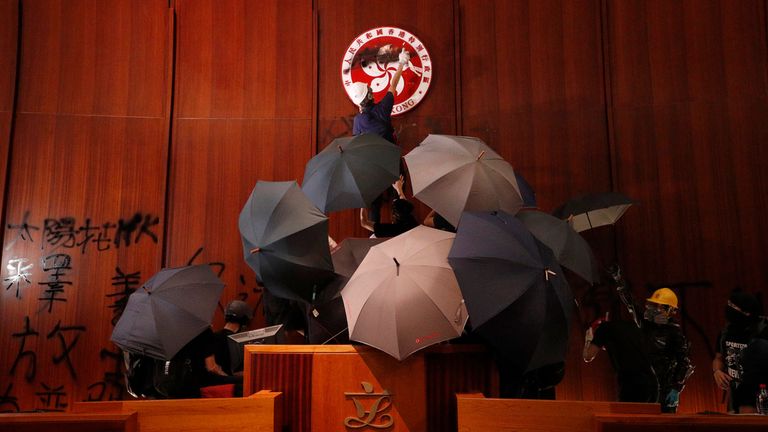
[225,300,254,324]
[726,290,761,327]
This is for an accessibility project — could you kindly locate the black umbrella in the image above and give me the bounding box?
[552,192,635,232]
[111,265,224,360]
[301,134,401,213]
[515,172,537,208]
[239,181,335,302]
[516,210,599,284]
[305,277,350,345]
[448,211,573,372]
[301,238,388,344]
[331,237,388,278]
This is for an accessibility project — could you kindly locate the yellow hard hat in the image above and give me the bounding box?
[647,287,678,309]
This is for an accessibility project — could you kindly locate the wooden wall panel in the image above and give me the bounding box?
[0,0,18,230]
[166,0,314,328]
[607,0,768,413]
[459,0,611,212]
[316,0,458,241]
[173,0,312,119]
[0,0,169,411]
[0,0,765,416]
[16,0,167,117]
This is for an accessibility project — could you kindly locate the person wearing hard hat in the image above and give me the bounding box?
[584,286,694,413]
[350,46,410,144]
[642,288,695,413]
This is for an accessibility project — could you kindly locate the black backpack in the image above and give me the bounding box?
[152,355,198,398]
[123,351,199,399]
[123,352,161,398]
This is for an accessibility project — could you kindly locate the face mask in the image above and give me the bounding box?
[644,304,669,324]
[725,306,751,327]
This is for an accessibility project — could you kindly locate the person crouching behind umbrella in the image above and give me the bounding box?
[213,301,253,376]
[153,327,237,398]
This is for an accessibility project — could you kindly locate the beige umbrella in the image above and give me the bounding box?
[403,134,523,227]
[552,192,635,232]
[341,226,468,360]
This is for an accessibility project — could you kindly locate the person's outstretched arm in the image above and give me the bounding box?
[360,208,374,232]
[388,48,410,94]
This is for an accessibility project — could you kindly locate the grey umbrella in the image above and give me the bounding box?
[403,134,523,227]
[516,210,599,284]
[552,192,635,232]
[110,264,224,361]
[239,181,335,302]
[301,134,401,213]
[342,226,468,360]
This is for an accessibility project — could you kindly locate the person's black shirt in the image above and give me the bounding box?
[372,198,419,238]
[593,321,654,377]
[212,328,236,376]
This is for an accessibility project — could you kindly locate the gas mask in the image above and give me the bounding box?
[644,302,671,325]
[725,301,753,329]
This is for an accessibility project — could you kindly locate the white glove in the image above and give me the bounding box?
[398,49,410,65]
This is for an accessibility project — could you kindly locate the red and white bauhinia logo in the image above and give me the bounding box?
[341,27,432,116]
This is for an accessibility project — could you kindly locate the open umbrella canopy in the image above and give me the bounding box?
[515,172,537,208]
[552,192,635,232]
[331,237,388,279]
[305,288,350,345]
[111,265,224,361]
[448,211,573,372]
[403,134,523,227]
[342,226,468,361]
[301,237,388,344]
[302,134,401,213]
[516,210,599,284]
[239,181,335,302]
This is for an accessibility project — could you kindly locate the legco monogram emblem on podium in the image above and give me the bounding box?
[341,26,433,116]
[343,381,394,429]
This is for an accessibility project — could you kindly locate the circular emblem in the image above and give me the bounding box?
[341,27,432,116]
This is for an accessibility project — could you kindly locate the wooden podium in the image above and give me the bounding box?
[243,344,498,432]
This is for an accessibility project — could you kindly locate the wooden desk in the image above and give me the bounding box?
[72,390,282,432]
[456,393,659,432]
[0,411,137,432]
[594,413,768,432]
[244,344,497,432]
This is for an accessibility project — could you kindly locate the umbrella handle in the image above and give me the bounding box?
[544,269,556,281]
[454,300,465,324]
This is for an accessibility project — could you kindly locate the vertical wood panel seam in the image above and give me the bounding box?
[311,0,319,155]
[599,0,616,194]
[599,0,621,263]
[764,0,768,93]
[453,0,462,136]
[160,3,178,268]
[0,0,22,254]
